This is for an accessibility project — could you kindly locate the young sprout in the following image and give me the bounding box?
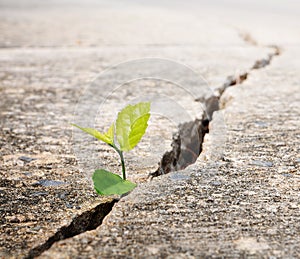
[72,102,151,196]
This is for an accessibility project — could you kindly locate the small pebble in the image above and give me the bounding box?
[30,192,48,197]
[57,193,66,199]
[18,156,36,163]
[31,226,42,231]
[169,172,190,181]
[33,180,67,187]
[66,203,73,209]
[210,181,222,186]
[254,121,268,127]
[250,160,273,167]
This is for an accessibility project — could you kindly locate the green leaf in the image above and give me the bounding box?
[72,123,114,145]
[105,123,115,142]
[92,169,136,196]
[116,102,151,151]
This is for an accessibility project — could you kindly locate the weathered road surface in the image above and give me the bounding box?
[0,0,299,258]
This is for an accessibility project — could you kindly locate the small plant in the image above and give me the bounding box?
[72,102,150,196]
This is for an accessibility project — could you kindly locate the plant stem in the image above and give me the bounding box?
[119,151,126,180]
[112,145,126,180]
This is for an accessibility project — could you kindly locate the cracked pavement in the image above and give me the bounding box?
[0,0,299,258]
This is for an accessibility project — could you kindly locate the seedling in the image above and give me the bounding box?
[72,102,151,196]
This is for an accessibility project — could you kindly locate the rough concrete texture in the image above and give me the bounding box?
[1,0,299,258]
[40,49,300,258]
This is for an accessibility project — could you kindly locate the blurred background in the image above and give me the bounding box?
[0,0,299,48]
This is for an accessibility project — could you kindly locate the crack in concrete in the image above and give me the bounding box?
[151,39,281,178]
[239,32,258,46]
[252,45,280,69]
[29,34,281,257]
[25,200,117,258]
[150,118,209,177]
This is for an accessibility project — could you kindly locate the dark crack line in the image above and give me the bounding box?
[151,41,281,178]
[252,45,280,69]
[25,200,117,258]
[151,118,209,178]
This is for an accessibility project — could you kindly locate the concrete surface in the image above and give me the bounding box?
[0,0,299,258]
